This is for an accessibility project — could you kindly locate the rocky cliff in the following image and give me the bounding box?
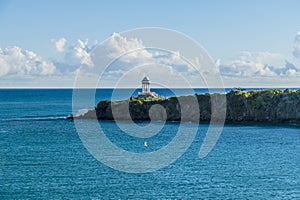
[75,89,300,124]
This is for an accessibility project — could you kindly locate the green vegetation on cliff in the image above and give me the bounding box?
[77,89,300,124]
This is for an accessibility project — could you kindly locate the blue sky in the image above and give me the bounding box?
[0,0,300,87]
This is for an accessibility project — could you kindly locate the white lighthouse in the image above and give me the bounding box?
[138,76,158,99]
[142,76,151,93]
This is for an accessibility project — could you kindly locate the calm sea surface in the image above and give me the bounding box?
[0,89,299,199]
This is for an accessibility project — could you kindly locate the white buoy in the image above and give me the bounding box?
[144,141,148,147]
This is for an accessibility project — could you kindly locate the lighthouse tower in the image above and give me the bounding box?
[142,76,151,93]
[138,76,158,99]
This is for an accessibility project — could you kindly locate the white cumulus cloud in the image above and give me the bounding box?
[219,51,300,77]
[52,37,67,52]
[50,33,212,87]
[91,33,199,77]
[51,38,96,75]
[65,39,93,67]
[0,46,56,77]
[105,32,150,59]
[90,32,152,70]
[53,39,95,74]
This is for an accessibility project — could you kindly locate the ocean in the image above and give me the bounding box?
[0,89,299,199]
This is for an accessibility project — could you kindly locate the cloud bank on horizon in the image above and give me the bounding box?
[0,32,300,88]
[0,46,56,77]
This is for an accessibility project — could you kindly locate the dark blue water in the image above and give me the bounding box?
[0,89,299,199]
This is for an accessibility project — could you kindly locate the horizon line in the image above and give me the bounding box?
[0,87,299,89]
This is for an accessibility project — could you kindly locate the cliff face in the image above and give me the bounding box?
[79,89,300,124]
[225,89,300,123]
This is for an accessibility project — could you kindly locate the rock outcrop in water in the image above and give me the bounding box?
[73,89,300,124]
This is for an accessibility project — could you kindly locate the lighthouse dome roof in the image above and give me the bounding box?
[142,76,150,83]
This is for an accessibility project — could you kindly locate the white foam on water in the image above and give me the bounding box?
[74,108,90,117]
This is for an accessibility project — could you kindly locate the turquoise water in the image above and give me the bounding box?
[0,89,299,199]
